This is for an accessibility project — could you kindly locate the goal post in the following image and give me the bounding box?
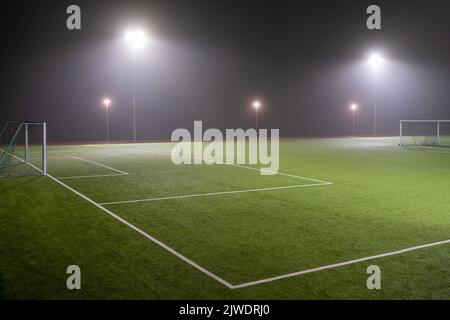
[0,121,47,177]
[400,120,450,147]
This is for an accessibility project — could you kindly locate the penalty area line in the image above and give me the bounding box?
[144,150,333,185]
[232,239,450,289]
[99,182,331,206]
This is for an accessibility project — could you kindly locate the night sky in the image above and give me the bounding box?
[1,0,449,142]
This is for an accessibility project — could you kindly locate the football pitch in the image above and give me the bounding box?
[1,137,449,299]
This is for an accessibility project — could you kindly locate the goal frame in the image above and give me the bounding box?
[0,121,47,176]
[400,120,450,147]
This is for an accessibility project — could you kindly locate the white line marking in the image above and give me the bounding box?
[54,156,129,180]
[99,182,330,206]
[57,173,128,180]
[21,160,234,289]
[71,156,129,175]
[98,150,332,205]
[148,150,332,184]
[232,239,450,289]
[49,148,331,183]
[12,147,450,290]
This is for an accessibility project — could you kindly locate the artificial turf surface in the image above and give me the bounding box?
[0,137,449,299]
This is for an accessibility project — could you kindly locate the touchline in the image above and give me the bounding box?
[170,121,280,175]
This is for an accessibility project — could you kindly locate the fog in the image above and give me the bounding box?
[1,0,449,142]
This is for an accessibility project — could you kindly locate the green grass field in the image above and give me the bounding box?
[1,137,449,299]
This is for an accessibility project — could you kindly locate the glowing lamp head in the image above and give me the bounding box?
[369,53,383,71]
[252,101,261,109]
[103,98,111,108]
[350,103,358,111]
[125,29,147,50]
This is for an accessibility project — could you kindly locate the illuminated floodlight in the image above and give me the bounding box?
[103,98,111,108]
[369,53,383,71]
[350,103,358,111]
[125,29,147,50]
[252,100,262,131]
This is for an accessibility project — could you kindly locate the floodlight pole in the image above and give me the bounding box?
[132,48,137,143]
[42,122,47,176]
[24,123,29,163]
[352,110,356,136]
[437,121,440,145]
[255,107,258,132]
[373,72,378,137]
[399,120,403,146]
[106,105,110,141]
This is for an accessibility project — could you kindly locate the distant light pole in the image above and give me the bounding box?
[103,98,111,141]
[125,29,147,142]
[252,100,261,131]
[369,53,383,137]
[350,103,358,136]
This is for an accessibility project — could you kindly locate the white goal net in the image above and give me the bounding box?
[400,120,450,147]
[0,121,47,177]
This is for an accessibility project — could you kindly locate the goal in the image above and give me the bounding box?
[400,120,450,147]
[0,121,47,177]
